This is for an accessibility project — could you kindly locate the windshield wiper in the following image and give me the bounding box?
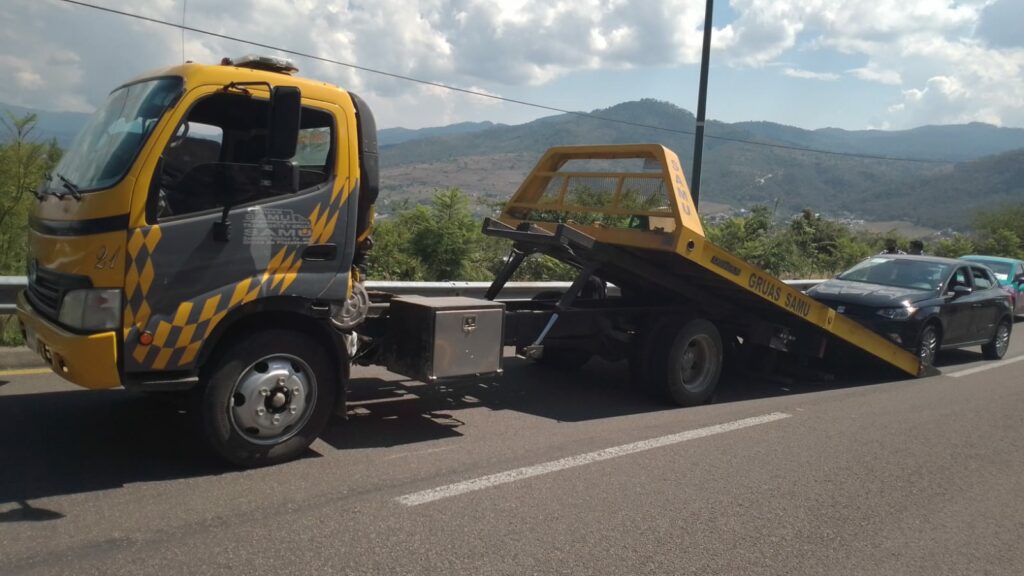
[55,172,82,201]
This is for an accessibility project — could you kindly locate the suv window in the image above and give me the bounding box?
[153,91,334,220]
[971,266,995,290]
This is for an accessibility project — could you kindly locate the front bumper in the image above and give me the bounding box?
[846,314,921,350]
[16,291,121,389]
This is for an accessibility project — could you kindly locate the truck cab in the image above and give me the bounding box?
[17,56,379,465]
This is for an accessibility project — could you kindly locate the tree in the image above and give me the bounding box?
[706,205,802,276]
[409,188,478,281]
[931,233,976,258]
[0,112,61,274]
[972,206,1024,258]
[976,228,1023,260]
[366,188,482,281]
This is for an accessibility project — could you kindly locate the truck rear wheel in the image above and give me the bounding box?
[639,318,722,406]
[662,319,723,406]
[196,329,337,467]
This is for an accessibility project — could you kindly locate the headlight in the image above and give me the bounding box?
[59,289,122,331]
[876,306,916,320]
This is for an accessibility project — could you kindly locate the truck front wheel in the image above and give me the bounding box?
[196,329,337,466]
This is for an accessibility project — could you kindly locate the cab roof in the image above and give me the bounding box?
[120,62,350,104]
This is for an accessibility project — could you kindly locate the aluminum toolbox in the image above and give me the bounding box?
[384,296,505,382]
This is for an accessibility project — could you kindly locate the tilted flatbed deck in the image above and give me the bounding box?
[483,144,922,379]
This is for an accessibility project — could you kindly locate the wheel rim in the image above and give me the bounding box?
[229,354,317,445]
[677,334,715,392]
[995,323,1010,356]
[919,327,938,366]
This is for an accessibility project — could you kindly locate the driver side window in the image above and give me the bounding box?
[948,267,970,292]
[152,91,334,221]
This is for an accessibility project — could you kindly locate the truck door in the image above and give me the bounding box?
[123,87,356,375]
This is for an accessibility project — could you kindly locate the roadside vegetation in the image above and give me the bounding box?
[0,113,61,344]
[371,190,1024,281]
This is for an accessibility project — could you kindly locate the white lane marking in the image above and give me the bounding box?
[397,412,791,506]
[946,355,1024,378]
[385,446,455,460]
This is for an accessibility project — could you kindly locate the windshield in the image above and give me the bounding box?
[47,77,182,193]
[838,257,953,290]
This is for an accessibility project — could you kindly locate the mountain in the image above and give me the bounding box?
[5,98,1024,229]
[378,121,500,146]
[378,99,1024,226]
[0,103,89,148]
[857,148,1024,228]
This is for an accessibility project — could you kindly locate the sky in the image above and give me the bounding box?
[1,0,1022,131]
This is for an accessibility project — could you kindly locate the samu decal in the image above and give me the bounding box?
[243,208,312,246]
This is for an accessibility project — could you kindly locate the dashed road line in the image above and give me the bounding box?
[946,355,1024,378]
[397,412,792,506]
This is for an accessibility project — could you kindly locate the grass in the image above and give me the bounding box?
[1,315,24,347]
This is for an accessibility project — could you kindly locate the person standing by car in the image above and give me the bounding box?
[880,238,905,255]
[908,240,925,255]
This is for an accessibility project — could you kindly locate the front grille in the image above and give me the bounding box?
[26,263,92,321]
[815,299,876,318]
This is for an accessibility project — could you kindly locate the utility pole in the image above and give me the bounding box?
[690,0,714,210]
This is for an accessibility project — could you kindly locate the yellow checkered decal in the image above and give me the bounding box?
[130,277,259,369]
[123,225,162,335]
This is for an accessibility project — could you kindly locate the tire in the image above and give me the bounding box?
[917,323,941,368]
[660,319,723,406]
[195,329,337,467]
[982,318,1012,360]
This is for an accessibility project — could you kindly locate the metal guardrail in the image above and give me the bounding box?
[0,276,825,314]
[0,277,24,314]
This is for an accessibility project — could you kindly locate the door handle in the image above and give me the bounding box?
[302,243,337,261]
[971,303,984,308]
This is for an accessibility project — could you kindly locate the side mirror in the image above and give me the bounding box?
[1014,273,1024,285]
[951,285,972,298]
[267,86,301,160]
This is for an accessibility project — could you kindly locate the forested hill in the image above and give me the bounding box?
[858,148,1024,228]
[377,99,1024,228]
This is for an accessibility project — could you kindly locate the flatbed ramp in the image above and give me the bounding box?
[484,144,922,378]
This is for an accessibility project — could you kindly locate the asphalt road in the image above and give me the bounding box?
[2,333,1023,575]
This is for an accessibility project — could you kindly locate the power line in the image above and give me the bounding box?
[57,0,951,165]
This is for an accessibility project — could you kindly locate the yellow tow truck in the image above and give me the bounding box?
[17,56,922,466]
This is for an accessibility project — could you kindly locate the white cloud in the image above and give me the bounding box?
[847,65,901,86]
[715,0,1024,127]
[1,0,1022,130]
[782,67,838,81]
